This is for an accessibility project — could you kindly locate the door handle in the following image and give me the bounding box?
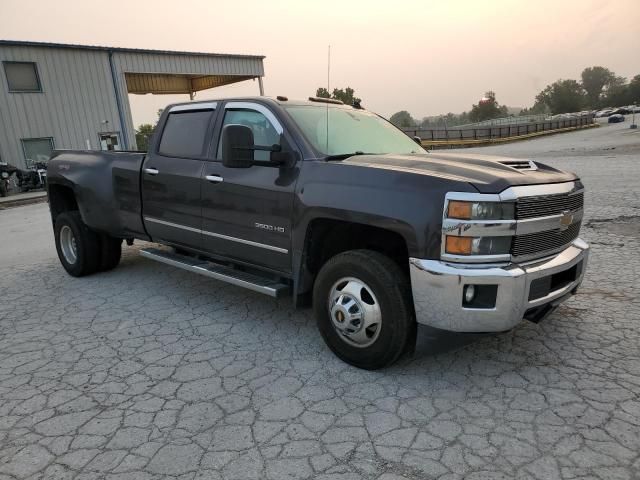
[205,174,224,184]
[144,168,159,175]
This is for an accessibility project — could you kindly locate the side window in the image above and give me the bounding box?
[217,109,281,161]
[158,110,213,158]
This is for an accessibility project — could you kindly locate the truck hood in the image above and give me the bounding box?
[341,152,577,193]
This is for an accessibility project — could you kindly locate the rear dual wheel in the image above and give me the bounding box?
[54,211,121,276]
[313,249,415,370]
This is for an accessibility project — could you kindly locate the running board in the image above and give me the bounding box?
[140,248,289,298]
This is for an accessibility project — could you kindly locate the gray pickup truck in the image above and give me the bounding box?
[46,96,589,369]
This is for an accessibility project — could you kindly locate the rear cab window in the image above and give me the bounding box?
[158,107,215,158]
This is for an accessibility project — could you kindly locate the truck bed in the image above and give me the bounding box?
[47,150,147,239]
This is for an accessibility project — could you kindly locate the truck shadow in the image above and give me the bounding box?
[408,325,490,362]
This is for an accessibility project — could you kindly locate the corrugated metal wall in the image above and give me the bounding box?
[0,46,121,168]
[0,44,265,168]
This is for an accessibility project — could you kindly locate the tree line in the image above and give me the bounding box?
[522,67,640,115]
[388,66,640,129]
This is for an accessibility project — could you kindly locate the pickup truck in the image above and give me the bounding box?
[47,96,589,369]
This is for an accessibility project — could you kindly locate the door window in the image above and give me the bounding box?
[158,110,213,158]
[217,109,281,161]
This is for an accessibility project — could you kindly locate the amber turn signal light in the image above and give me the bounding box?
[445,236,472,255]
[447,201,472,219]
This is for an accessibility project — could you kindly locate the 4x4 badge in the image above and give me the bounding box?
[559,210,573,230]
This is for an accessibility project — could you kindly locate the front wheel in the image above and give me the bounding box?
[0,181,7,197]
[313,249,415,370]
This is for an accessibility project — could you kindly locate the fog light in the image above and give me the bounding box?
[462,284,498,308]
[464,285,476,303]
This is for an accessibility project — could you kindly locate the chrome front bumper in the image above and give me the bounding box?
[409,238,589,332]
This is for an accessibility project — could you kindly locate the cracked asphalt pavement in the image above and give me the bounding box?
[1,121,639,479]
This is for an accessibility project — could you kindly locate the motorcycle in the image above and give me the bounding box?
[16,160,47,192]
[0,161,18,197]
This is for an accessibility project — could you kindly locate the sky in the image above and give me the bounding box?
[1,0,638,126]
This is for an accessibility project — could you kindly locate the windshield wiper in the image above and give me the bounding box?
[324,151,370,161]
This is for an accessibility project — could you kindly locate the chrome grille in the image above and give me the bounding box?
[512,223,581,258]
[516,192,583,219]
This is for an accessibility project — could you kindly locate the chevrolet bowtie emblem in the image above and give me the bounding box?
[559,210,573,230]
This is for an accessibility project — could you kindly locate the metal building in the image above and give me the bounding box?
[0,40,265,169]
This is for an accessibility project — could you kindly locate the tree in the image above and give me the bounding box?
[315,86,361,106]
[581,66,615,108]
[602,75,630,107]
[469,91,508,122]
[134,109,163,151]
[535,80,584,114]
[316,87,330,98]
[135,124,154,151]
[629,75,640,105]
[389,111,416,128]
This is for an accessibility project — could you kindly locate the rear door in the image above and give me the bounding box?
[200,101,297,273]
[141,103,217,249]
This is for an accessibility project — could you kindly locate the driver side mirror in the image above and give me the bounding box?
[221,124,294,168]
[222,124,254,168]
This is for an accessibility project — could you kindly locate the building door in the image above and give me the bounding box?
[99,133,121,151]
[201,102,297,273]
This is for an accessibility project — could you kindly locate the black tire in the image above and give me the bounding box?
[99,234,122,272]
[54,211,101,277]
[313,249,415,370]
[0,181,7,197]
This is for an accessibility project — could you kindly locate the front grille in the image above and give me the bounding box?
[516,192,583,219]
[512,222,581,258]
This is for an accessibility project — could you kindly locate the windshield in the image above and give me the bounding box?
[283,105,426,156]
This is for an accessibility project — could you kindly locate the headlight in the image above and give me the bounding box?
[445,236,511,255]
[1,172,8,179]
[447,200,514,220]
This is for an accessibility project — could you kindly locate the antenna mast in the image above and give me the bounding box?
[326,45,330,153]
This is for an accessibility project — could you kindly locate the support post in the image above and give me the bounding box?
[258,77,264,96]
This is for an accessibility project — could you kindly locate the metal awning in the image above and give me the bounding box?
[125,72,257,95]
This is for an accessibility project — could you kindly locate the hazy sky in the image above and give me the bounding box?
[1,0,638,126]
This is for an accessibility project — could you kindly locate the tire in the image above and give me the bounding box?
[313,249,415,370]
[0,181,7,197]
[99,234,122,272]
[54,211,101,277]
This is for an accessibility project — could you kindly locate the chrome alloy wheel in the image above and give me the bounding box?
[59,225,78,264]
[328,277,382,348]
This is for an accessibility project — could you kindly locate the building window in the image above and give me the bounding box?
[21,138,54,166]
[3,61,42,92]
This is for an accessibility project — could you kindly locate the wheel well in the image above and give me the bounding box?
[303,219,410,278]
[48,185,78,221]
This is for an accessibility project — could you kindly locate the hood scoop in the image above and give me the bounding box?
[498,159,538,171]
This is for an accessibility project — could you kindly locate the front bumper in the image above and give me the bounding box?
[409,238,589,332]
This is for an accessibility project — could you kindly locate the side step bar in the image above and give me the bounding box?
[140,247,290,298]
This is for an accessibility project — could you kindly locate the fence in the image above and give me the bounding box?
[402,115,595,146]
[456,114,549,128]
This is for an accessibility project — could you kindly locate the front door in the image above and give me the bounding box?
[141,103,217,250]
[201,102,298,273]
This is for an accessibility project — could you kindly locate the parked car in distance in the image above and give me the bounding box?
[46,96,590,369]
[608,114,625,123]
[595,109,613,118]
